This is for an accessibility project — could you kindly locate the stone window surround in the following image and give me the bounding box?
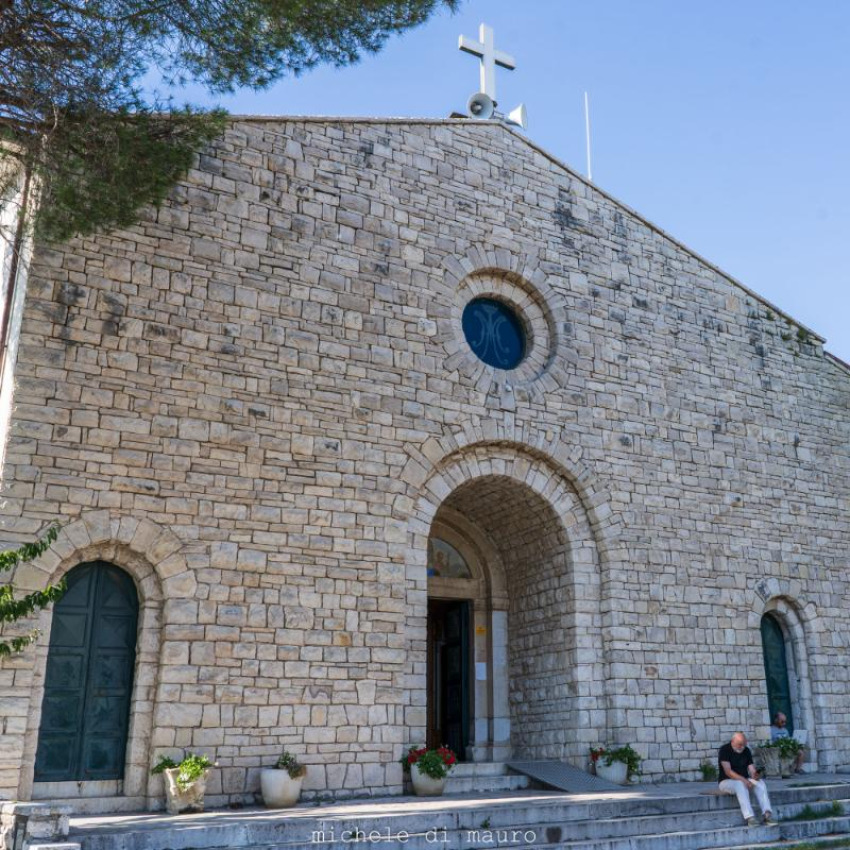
[451,273,551,383]
[432,248,571,400]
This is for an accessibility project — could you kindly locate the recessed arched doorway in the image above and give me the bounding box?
[34,561,139,783]
[424,462,604,764]
[758,597,816,766]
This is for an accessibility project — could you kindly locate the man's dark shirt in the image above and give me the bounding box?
[718,743,754,784]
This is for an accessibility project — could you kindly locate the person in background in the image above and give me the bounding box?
[718,732,775,827]
[770,712,805,773]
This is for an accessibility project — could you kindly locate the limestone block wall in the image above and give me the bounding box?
[0,116,848,806]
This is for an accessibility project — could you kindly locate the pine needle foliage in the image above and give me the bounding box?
[0,0,456,241]
[34,107,228,242]
[0,523,65,658]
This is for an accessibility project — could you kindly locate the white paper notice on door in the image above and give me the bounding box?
[476,662,487,681]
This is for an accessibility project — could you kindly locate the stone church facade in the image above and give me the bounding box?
[0,117,848,811]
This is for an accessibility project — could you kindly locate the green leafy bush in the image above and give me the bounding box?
[762,737,804,758]
[590,744,643,778]
[700,760,718,781]
[274,750,306,778]
[151,753,213,790]
[0,524,64,657]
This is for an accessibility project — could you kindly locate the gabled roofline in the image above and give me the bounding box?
[228,115,826,345]
[826,351,850,377]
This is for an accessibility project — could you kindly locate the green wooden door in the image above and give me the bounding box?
[34,561,139,782]
[761,614,794,735]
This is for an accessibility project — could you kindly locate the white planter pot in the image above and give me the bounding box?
[261,768,305,808]
[596,760,629,785]
[410,763,447,796]
[163,767,210,814]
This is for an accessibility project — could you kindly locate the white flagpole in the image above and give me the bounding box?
[584,91,593,182]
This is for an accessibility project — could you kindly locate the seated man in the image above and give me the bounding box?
[718,732,775,826]
[770,712,806,773]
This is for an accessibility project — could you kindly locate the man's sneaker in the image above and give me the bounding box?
[746,817,758,827]
[763,812,775,825]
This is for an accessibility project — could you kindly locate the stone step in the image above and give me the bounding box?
[357,782,850,831]
[244,822,783,850]
[405,761,532,794]
[511,808,764,843]
[780,813,850,841]
[275,810,780,850]
[525,824,780,850]
[442,774,531,794]
[34,797,146,816]
[56,807,781,850]
[56,781,850,850]
[449,761,515,777]
[716,819,850,850]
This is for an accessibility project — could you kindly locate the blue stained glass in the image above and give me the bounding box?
[461,298,525,369]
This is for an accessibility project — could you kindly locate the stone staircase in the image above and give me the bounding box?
[25,778,850,850]
[443,761,533,794]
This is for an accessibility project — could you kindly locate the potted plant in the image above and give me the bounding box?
[260,750,307,808]
[589,747,606,775]
[589,745,642,785]
[760,737,803,777]
[754,741,780,777]
[151,753,214,814]
[401,745,457,796]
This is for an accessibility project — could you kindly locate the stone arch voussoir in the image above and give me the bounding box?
[396,420,622,559]
[16,511,191,804]
[397,421,617,760]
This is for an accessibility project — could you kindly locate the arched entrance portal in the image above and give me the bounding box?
[425,467,604,764]
[34,561,139,783]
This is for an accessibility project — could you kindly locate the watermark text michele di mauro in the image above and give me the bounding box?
[310,826,539,845]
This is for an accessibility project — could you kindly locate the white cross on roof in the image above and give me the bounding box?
[458,23,516,105]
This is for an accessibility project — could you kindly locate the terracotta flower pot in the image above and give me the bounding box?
[410,763,446,796]
[261,768,305,808]
[163,767,210,814]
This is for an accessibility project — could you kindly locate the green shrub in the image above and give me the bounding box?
[275,750,306,778]
[762,737,804,758]
[151,752,213,790]
[603,745,643,778]
[700,760,718,781]
[785,801,843,822]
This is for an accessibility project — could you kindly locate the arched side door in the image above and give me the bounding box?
[34,561,139,782]
[760,613,794,734]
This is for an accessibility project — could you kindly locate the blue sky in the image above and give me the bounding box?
[172,0,850,362]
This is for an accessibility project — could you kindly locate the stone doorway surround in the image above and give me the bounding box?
[751,581,820,770]
[426,514,507,761]
[1,511,194,808]
[399,420,621,767]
